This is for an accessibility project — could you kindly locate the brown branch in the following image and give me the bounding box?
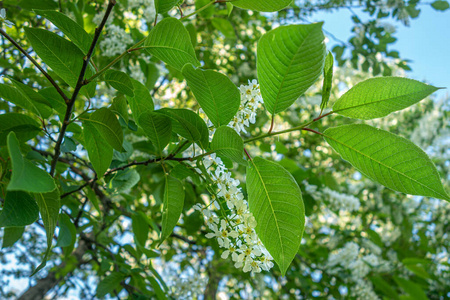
[49,0,117,176]
[0,28,69,103]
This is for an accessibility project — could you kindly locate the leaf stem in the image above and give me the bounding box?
[180,0,232,20]
[0,28,70,103]
[50,0,117,177]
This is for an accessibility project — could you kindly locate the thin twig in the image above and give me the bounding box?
[0,28,70,103]
[50,0,117,176]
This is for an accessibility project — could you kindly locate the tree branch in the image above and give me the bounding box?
[49,0,117,176]
[0,28,69,103]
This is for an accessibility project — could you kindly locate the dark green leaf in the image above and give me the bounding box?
[127,78,154,123]
[132,213,149,247]
[155,0,179,14]
[431,0,449,10]
[0,191,39,227]
[0,113,41,145]
[1,227,25,249]
[159,175,185,245]
[56,213,76,248]
[87,108,124,151]
[7,132,56,193]
[0,83,51,118]
[83,122,113,177]
[96,273,125,298]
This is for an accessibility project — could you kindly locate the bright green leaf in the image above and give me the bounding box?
[0,83,51,118]
[159,175,185,245]
[182,64,240,127]
[323,124,450,201]
[0,113,41,145]
[333,77,439,120]
[232,0,292,12]
[0,191,39,227]
[211,18,236,39]
[246,157,305,275]
[321,51,334,111]
[83,122,113,178]
[7,132,56,193]
[104,70,135,97]
[132,213,149,247]
[144,18,200,71]
[87,108,124,151]
[139,111,172,155]
[211,126,247,165]
[32,188,60,275]
[35,9,92,54]
[257,23,326,114]
[110,95,129,124]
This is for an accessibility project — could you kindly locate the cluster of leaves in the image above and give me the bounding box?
[0,0,449,299]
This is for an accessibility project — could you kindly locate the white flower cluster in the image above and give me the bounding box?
[228,80,263,134]
[351,279,380,300]
[128,0,157,24]
[100,25,133,57]
[323,187,361,212]
[193,154,274,273]
[0,8,13,28]
[168,275,208,300]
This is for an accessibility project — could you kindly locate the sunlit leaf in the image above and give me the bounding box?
[211,126,247,165]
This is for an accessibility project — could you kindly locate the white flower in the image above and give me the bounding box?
[0,9,14,28]
[100,25,133,57]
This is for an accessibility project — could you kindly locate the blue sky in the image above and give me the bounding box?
[305,5,450,96]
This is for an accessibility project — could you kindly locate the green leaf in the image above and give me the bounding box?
[155,0,179,14]
[38,87,68,117]
[139,111,172,155]
[96,273,125,298]
[195,0,215,18]
[0,191,39,227]
[0,83,51,118]
[83,122,113,178]
[17,0,58,10]
[431,0,449,10]
[332,77,439,120]
[7,132,56,193]
[159,108,209,150]
[109,169,140,193]
[110,95,129,124]
[144,18,200,71]
[246,157,305,275]
[35,9,92,54]
[211,18,236,39]
[257,23,326,115]
[32,188,60,275]
[211,126,247,165]
[232,0,292,12]
[370,276,400,299]
[56,213,76,248]
[0,113,41,145]
[182,64,240,127]
[127,79,154,123]
[393,277,428,300]
[104,70,135,97]
[159,175,185,245]
[87,108,124,151]
[132,213,149,247]
[321,51,334,111]
[323,124,450,201]
[9,79,53,118]
[24,27,85,89]
[2,227,25,249]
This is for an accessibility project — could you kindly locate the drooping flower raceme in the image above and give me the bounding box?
[193,80,273,273]
[194,154,274,273]
[228,80,264,134]
[100,25,133,57]
[0,8,14,28]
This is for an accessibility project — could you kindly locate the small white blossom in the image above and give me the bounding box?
[0,9,14,28]
[100,25,133,57]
